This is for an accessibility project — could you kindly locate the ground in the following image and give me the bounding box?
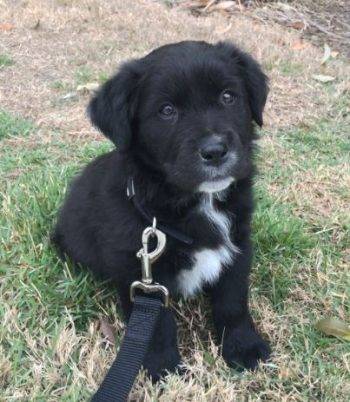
[0,0,349,400]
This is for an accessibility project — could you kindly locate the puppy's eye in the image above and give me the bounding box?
[159,103,176,119]
[220,90,236,105]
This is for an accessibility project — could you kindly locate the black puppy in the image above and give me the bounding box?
[53,41,270,378]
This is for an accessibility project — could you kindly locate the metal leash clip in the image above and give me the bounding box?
[130,218,169,307]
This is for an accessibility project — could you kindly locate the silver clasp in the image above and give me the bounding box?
[130,219,169,306]
[136,220,166,284]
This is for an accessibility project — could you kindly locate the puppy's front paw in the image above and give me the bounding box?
[222,326,270,370]
[143,346,182,382]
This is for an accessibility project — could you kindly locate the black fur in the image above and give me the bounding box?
[53,41,270,378]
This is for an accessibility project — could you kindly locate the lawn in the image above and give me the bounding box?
[1,1,349,401]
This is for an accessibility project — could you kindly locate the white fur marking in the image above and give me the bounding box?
[198,177,234,193]
[177,194,240,298]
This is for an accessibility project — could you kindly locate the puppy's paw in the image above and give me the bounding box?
[143,346,182,382]
[222,326,270,370]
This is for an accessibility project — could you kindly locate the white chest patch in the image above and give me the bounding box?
[177,194,239,298]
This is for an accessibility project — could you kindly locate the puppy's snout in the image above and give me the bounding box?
[199,139,228,164]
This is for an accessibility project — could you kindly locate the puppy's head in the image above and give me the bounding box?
[89,41,268,193]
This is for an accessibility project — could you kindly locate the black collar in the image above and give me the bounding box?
[126,177,193,245]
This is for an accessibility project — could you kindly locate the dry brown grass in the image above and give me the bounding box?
[181,1,350,58]
[1,0,349,136]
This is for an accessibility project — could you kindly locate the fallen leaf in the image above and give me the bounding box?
[214,22,233,36]
[292,40,308,50]
[312,74,336,83]
[99,317,116,345]
[316,317,350,340]
[207,1,237,13]
[59,92,78,102]
[0,23,15,31]
[321,44,331,65]
[331,51,339,58]
[32,19,41,30]
[77,82,99,94]
[288,21,305,30]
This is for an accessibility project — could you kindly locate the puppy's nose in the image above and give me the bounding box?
[199,141,228,163]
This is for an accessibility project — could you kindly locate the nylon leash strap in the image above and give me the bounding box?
[92,223,170,401]
[91,295,163,402]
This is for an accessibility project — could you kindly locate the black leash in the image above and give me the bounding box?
[127,177,193,245]
[91,295,164,402]
[92,223,173,401]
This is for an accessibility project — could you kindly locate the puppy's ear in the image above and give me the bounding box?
[217,42,269,127]
[88,61,141,150]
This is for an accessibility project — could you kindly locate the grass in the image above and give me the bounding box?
[50,69,109,96]
[1,0,349,399]
[1,106,349,400]
[278,60,304,76]
[75,67,111,87]
[51,80,72,91]
[0,110,33,141]
[0,54,14,68]
[1,129,115,399]
[75,66,95,86]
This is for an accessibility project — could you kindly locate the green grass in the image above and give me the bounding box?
[1,109,349,400]
[262,58,304,76]
[1,121,115,398]
[50,80,72,91]
[278,60,304,76]
[75,67,110,86]
[0,54,14,68]
[0,110,33,141]
[75,66,95,85]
